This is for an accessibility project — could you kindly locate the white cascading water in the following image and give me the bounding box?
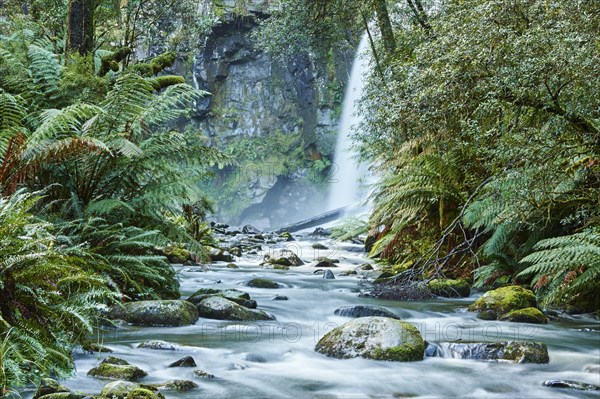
[326,34,371,211]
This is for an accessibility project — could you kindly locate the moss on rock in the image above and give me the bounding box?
[428,278,471,298]
[245,278,280,288]
[315,317,424,362]
[100,380,140,398]
[33,378,70,399]
[197,296,274,321]
[499,307,548,324]
[468,285,537,319]
[88,357,147,381]
[108,300,199,327]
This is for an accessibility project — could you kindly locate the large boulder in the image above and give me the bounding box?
[109,300,199,327]
[334,305,400,319]
[498,307,548,324]
[196,296,274,321]
[100,381,140,399]
[262,250,304,266]
[427,278,471,298]
[468,286,537,320]
[315,317,424,361]
[437,341,549,363]
[187,288,257,308]
[88,357,147,381]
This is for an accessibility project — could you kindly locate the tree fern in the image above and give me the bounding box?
[519,229,600,307]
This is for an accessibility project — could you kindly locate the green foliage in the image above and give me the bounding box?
[0,190,113,391]
[519,229,600,308]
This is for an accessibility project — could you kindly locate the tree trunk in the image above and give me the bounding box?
[371,0,396,54]
[66,0,95,55]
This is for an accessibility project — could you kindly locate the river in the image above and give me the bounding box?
[21,232,600,398]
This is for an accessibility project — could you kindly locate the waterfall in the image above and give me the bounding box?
[327,34,370,212]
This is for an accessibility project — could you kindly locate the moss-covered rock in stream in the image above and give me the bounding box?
[187,288,257,308]
[315,317,424,361]
[468,286,537,319]
[108,300,199,327]
[148,380,199,390]
[543,380,600,391]
[196,296,274,321]
[88,357,148,381]
[245,278,281,288]
[498,307,549,324]
[100,381,139,398]
[33,378,70,399]
[162,244,190,264]
[427,279,471,298]
[262,250,304,266]
[438,341,549,363]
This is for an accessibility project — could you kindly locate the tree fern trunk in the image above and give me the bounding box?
[66,0,94,55]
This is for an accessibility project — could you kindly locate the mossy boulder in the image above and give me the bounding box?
[245,278,280,289]
[196,296,274,321]
[278,232,294,241]
[163,244,190,264]
[315,317,424,361]
[439,341,549,363]
[312,243,328,250]
[109,300,199,327]
[498,307,549,324]
[100,381,140,398]
[226,263,239,269]
[82,342,113,353]
[33,378,70,399]
[427,278,471,298]
[468,285,537,319]
[187,288,256,308]
[88,357,147,381]
[262,250,304,266]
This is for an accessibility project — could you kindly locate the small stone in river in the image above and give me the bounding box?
[315,260,337,268]
[543,380,600,391]
[138,340,179,351]
[226,263,239,269]
[273,295,288,301]
[312,243,328,250]
[193,370,216,378]
[323,270,335,279]
[168,356,196,367]
[154,380,199,390]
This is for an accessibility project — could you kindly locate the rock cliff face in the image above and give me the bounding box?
[183,2,352,228]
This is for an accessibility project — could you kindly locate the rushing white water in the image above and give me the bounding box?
[327,34,371,212]
[37,234,600,399]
